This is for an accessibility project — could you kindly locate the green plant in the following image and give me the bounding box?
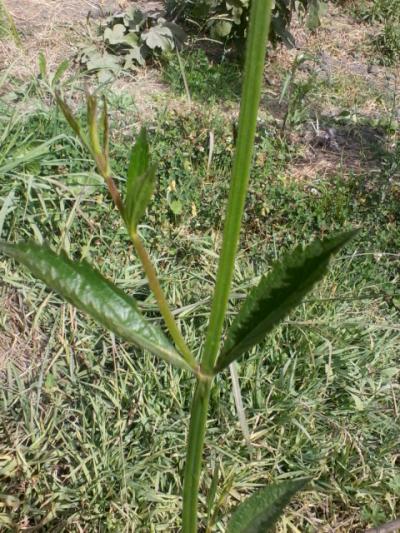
[279,53,318,133]
[79,6,186,82]
[350,0,400,65]
[372,22,400,65]
[166,0,322,49]
[0,0,358,530]
[38,53,70,95]
[352,0,400,24]
[163,48,242,102]
[0,0,19,43]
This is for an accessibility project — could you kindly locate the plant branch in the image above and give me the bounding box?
[56,93,196,370]
[202,0,273,373]
[105,175,125,216]
[130,231,198,371]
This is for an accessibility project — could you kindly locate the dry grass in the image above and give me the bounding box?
[0,288,43,376]
[1,0,94,81]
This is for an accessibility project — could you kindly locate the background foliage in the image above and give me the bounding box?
[166,0,324,47]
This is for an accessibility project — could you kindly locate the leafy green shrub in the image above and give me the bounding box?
[79,6,186,82]
[166,0,324,48]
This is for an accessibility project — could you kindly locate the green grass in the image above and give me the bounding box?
[348,0,400,66]
[0,73,399,531]
[163,49,242,103]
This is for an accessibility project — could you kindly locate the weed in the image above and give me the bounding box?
[0,2,399,530]
[163,49,242,103]
[372,22,400,65]
[352,0,400,24]
[350,0,400,66]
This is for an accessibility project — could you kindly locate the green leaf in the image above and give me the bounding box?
[0,241,190,372]
[104,24,127,45]
[142,25,175,51]
[170,199,183,215]
[127,128,149,189]
[215,231,357,372]
[124,7,147,31]
[226,479,310,533]
[125,165,156,232]
[38,51,47,78]
[85,51,121,76]
[124,45,146,68]
[162,21,187,48]
[307,0,325,31]
[125,128,155,232]
[55,94,83,140]
[212,20,233,38]
[51,59,70,87]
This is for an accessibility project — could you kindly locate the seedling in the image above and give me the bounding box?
[0,0,357,530]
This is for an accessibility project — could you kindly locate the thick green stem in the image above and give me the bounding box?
[181,1,273,529]
[202,0,273,373]
[182,378,212,533]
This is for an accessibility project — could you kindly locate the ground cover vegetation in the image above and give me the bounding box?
[0,0,399,530]
[350,0,400,65]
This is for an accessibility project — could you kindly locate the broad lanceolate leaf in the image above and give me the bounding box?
[127,127,149,187]
[215,231,357,372]
[226,479,310,533]
[124,128,155,232]
[55,93,84,141]
[51,59,70,87]
[0,241,190,372]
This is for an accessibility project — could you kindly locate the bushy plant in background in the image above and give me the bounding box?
[372,22,400,65]
[353,0,400,23]
[166,0,324,48]
[79,6,186,82]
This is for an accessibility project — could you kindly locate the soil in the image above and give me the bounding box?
[1,1,163,76]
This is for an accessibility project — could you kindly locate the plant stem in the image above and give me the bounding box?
[202,0,273,373]
[130,231,198,371]
[182,378,212,533]
[182,1,273,529]
[101,170,196,371]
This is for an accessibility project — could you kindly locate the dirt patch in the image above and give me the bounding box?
[267,4,399,180]
[274,4,397,96]
[0,289,43,377]
[1,0,104,80]
[286,120,388,179]
[4,1,146,31]
[1,0,166,113]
